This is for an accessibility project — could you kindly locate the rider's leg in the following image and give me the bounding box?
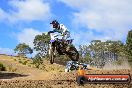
[64,32,71,52]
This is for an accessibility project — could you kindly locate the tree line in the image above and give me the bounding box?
[14,30,132,67]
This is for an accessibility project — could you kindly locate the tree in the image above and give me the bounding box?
[33,53,43,68]
[79,45,92,63]
[14,43,33,57]
[105,40,124,59]
[83,40,126,68]
[33,33,50,58]
[126,30,132,62]
[89,40,106,67]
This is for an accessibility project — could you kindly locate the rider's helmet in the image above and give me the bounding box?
[50,20,59,29]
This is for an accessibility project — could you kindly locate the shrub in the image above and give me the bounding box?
[19,60,23,64]
[28,64,31,67]
[8,65,17,72]
[12,68,17,72]
[22,61,27,65]
[0,62,6,71]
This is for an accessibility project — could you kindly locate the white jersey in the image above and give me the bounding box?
[53,24,70,39]
[59,24,69,33]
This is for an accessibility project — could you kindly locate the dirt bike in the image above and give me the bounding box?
[48,31,79,64]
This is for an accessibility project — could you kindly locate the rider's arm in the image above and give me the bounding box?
[53,29,62,33]
[60,24,67,32]
[53,29,57,32]
[48,30,60,35]
[60,24,69,35]
[48,30,55,34]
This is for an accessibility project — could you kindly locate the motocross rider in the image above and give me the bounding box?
[50,20,71,51]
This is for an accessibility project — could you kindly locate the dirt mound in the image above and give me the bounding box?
[42,60,65,72]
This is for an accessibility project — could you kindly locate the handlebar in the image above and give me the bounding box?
[48,31,55,34]
[48,31,63,36]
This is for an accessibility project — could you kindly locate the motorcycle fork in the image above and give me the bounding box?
[54,47,57,55]
[48,44,52,55]
[49,43,56,54]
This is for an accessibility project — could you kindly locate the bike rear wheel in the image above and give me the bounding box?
[66,45,79,61]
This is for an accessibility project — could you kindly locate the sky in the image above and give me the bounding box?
[0,0,132,57]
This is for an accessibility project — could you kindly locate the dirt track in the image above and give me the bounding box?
[1,69,132,88]
[0,79,131,88]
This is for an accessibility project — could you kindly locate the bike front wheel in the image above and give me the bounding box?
[49,44,55,64]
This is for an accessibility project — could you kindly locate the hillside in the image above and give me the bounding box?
[0,54,65,80]
[0,54,132,88]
